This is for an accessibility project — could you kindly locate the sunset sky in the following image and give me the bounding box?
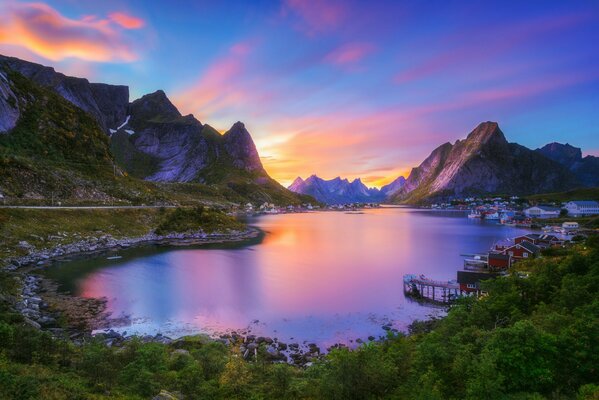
[1,0,598,187]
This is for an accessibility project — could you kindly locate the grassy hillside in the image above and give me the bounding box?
[0,207,244,261]
[527,187,599,203]
[0,236,597,399]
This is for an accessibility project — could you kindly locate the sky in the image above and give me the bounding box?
[0,0,598,187]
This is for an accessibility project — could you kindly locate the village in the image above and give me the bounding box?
[405,199,599,304]
[403,231,574,303]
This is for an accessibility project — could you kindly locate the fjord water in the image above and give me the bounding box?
[47,207,530,347]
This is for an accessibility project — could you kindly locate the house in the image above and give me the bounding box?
[515,234,542,245]
[524,206,560,218]
[562,221,579,232]
[502,241,541,262]
[564,201,599,217]
[494,239,514,252]
[515,234,562,248]
[488,252,511,271]
[457,270,499,293]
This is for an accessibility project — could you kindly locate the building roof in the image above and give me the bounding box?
[489,253,510,261]
[567,200,599,207]
[526,206,560,212]
[538,234,559,241]
[519,241,541,254]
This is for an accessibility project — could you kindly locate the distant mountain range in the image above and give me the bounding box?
[288,175,406,204]
[291,122,598,205]
[0,54,312,205]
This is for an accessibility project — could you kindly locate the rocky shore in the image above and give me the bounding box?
[2,227,400,367]
[2,228,261,342]
[3,228,260,272]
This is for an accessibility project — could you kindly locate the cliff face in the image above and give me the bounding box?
[111,90,268,184]
[390,122,579,203]
[0,54,129,132]
[536,142,599,187]
[0,69,20,133]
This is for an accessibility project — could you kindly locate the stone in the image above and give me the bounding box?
[152,390,182,400]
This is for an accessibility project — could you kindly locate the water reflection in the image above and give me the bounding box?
[47,207,530,346]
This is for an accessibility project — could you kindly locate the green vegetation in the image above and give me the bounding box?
[1,236,598,399]
[527,187,599,203]
[155,206,245,235]
[0,207,244,261]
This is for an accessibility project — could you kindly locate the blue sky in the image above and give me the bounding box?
[0,0,598,186]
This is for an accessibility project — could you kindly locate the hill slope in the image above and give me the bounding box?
[536,142,599,187]
[389,122,579,203]
[0,57,311,206]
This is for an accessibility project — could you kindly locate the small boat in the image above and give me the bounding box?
[468,210,482,219]
[106,256,122,260]
[485,212,500,220]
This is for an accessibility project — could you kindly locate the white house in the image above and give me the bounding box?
[524,206,560,218]
[564,201,599,217]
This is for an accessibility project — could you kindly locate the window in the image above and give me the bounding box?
[508,251,514,256]
[523,252,528,258]
[467,284,476,289]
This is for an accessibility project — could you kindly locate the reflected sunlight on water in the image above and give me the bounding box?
[48,207,531,347]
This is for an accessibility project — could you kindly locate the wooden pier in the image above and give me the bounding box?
[403,274,463,304]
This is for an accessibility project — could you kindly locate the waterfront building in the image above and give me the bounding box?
[564,201,599,217]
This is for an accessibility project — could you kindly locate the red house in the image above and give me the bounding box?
[488,252,511,271]
[502,241,541,263]
[515,234,563,248]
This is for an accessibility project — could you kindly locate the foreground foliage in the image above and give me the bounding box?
[0,238,598,399]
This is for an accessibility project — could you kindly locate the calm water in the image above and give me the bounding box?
[46,207,530,347]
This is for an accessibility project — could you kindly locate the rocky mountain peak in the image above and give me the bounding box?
[222,122,264,173]
[536,142,582,168]
[465,121,506,146]
[289,177,305,190]
[0,53,129,132]
[129,90,182,125]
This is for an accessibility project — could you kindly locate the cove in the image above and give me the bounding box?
[45,207,531,348]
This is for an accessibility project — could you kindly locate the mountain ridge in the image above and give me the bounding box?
[536,142,599,187]
[289,174,404,204]
[0,54,312,206]
[389,121,581,203]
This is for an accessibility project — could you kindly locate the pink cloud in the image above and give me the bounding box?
[173,42,255,121]
[0,2,143,62]
[282,0,347,35]
[109,12,145,30]
[325,42,375,65]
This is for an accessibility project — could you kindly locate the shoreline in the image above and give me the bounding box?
[2,228,262,343]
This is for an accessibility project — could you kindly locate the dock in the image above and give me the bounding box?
[403,274,463,304]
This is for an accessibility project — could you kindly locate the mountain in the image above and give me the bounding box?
[0,54,128,133]
[536,142,599,187]
[0,54,312,206]
[380,176,406,197]
[289,175,386,204]
[389,121,580,204]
